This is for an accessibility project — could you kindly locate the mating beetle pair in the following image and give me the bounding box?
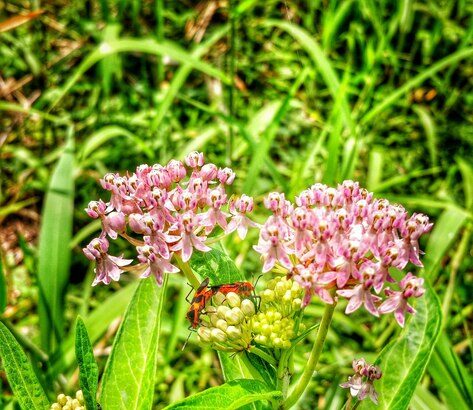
[186,278,257,330]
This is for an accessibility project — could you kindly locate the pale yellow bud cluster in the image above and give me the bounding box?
[252,276,304,349]
[50,391,85,410]
[197,291,255,352]
[260,276,303,316]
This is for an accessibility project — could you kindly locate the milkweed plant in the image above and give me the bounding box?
[78,152,432,409]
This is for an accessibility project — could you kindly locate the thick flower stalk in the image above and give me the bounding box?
[83,152,257,286]
[254,181,432,326]
[340,358,382,404]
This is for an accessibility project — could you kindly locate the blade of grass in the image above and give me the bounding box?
[264,19,356,138]
[423,207,470,281]
[413,106,438,167]
[243,67,309,194]
[150,25,229,132]
[50,38,231,110]
[79,125,153,161]
[362,47,473,124]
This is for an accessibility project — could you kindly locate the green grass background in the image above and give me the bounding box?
[0,1,472,408]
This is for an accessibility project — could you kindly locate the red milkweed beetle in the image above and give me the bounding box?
[185,278,214,330]
[210,276,262,310]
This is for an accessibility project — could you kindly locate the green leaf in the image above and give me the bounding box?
[359,283,442,410]
[50,282,138,377]
[75,317,98,410]
[244,352,277,389]
[100,278,166,409]
[218,352,252,381]
[0,256,6,314]
[428,334,473,409]
[164,379,281,410]
[423,208,470,281]
[189,248,245,285]
[37,133,75,352]
[0,321,49,410]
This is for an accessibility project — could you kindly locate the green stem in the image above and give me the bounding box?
[284,302,336,408]
[226,0,236,165]
[175,256,200,289]
[155,0,165,83]
[442,225,471,321]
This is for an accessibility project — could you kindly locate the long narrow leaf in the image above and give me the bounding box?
[37,134,75,352]
[0,322,49,410]
[75,317,98,410]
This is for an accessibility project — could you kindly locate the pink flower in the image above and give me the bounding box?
[253,217,293,272]
[199,187,228,232]
[337,264,381,316]
[340,359,381,404]
[185,151,205,168]
[102,211,126,239]
[227,195,258,240]
[170,212,211,262]
[166,159,186,182]
[85,153,257,287]
[85,200,107,219]
[83,238,132,286]
[254,181,432,325]
[137,245,179,285]
[200,163,218,181]
[378,273,425,327]
[217,167,235,185]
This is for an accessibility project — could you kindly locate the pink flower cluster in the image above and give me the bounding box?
[253,181,432,326]
[340,358,382,404]
[83,152,256,286]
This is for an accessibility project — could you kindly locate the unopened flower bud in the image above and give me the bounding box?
[51,404,62,410]
[262,289,275,302]
[216,319,228,332]
[226,326,242,339]
[57,394,67,406]
[217,305,231,319]
[213,292,226,305]
[240,299,256,317]
[226,292,241,308]
[292,298,302,310]
[225,307,245,325]
[275,281,286,297]
[75,391,84,403]
[211,328,227,342]
[198,327,212,342]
